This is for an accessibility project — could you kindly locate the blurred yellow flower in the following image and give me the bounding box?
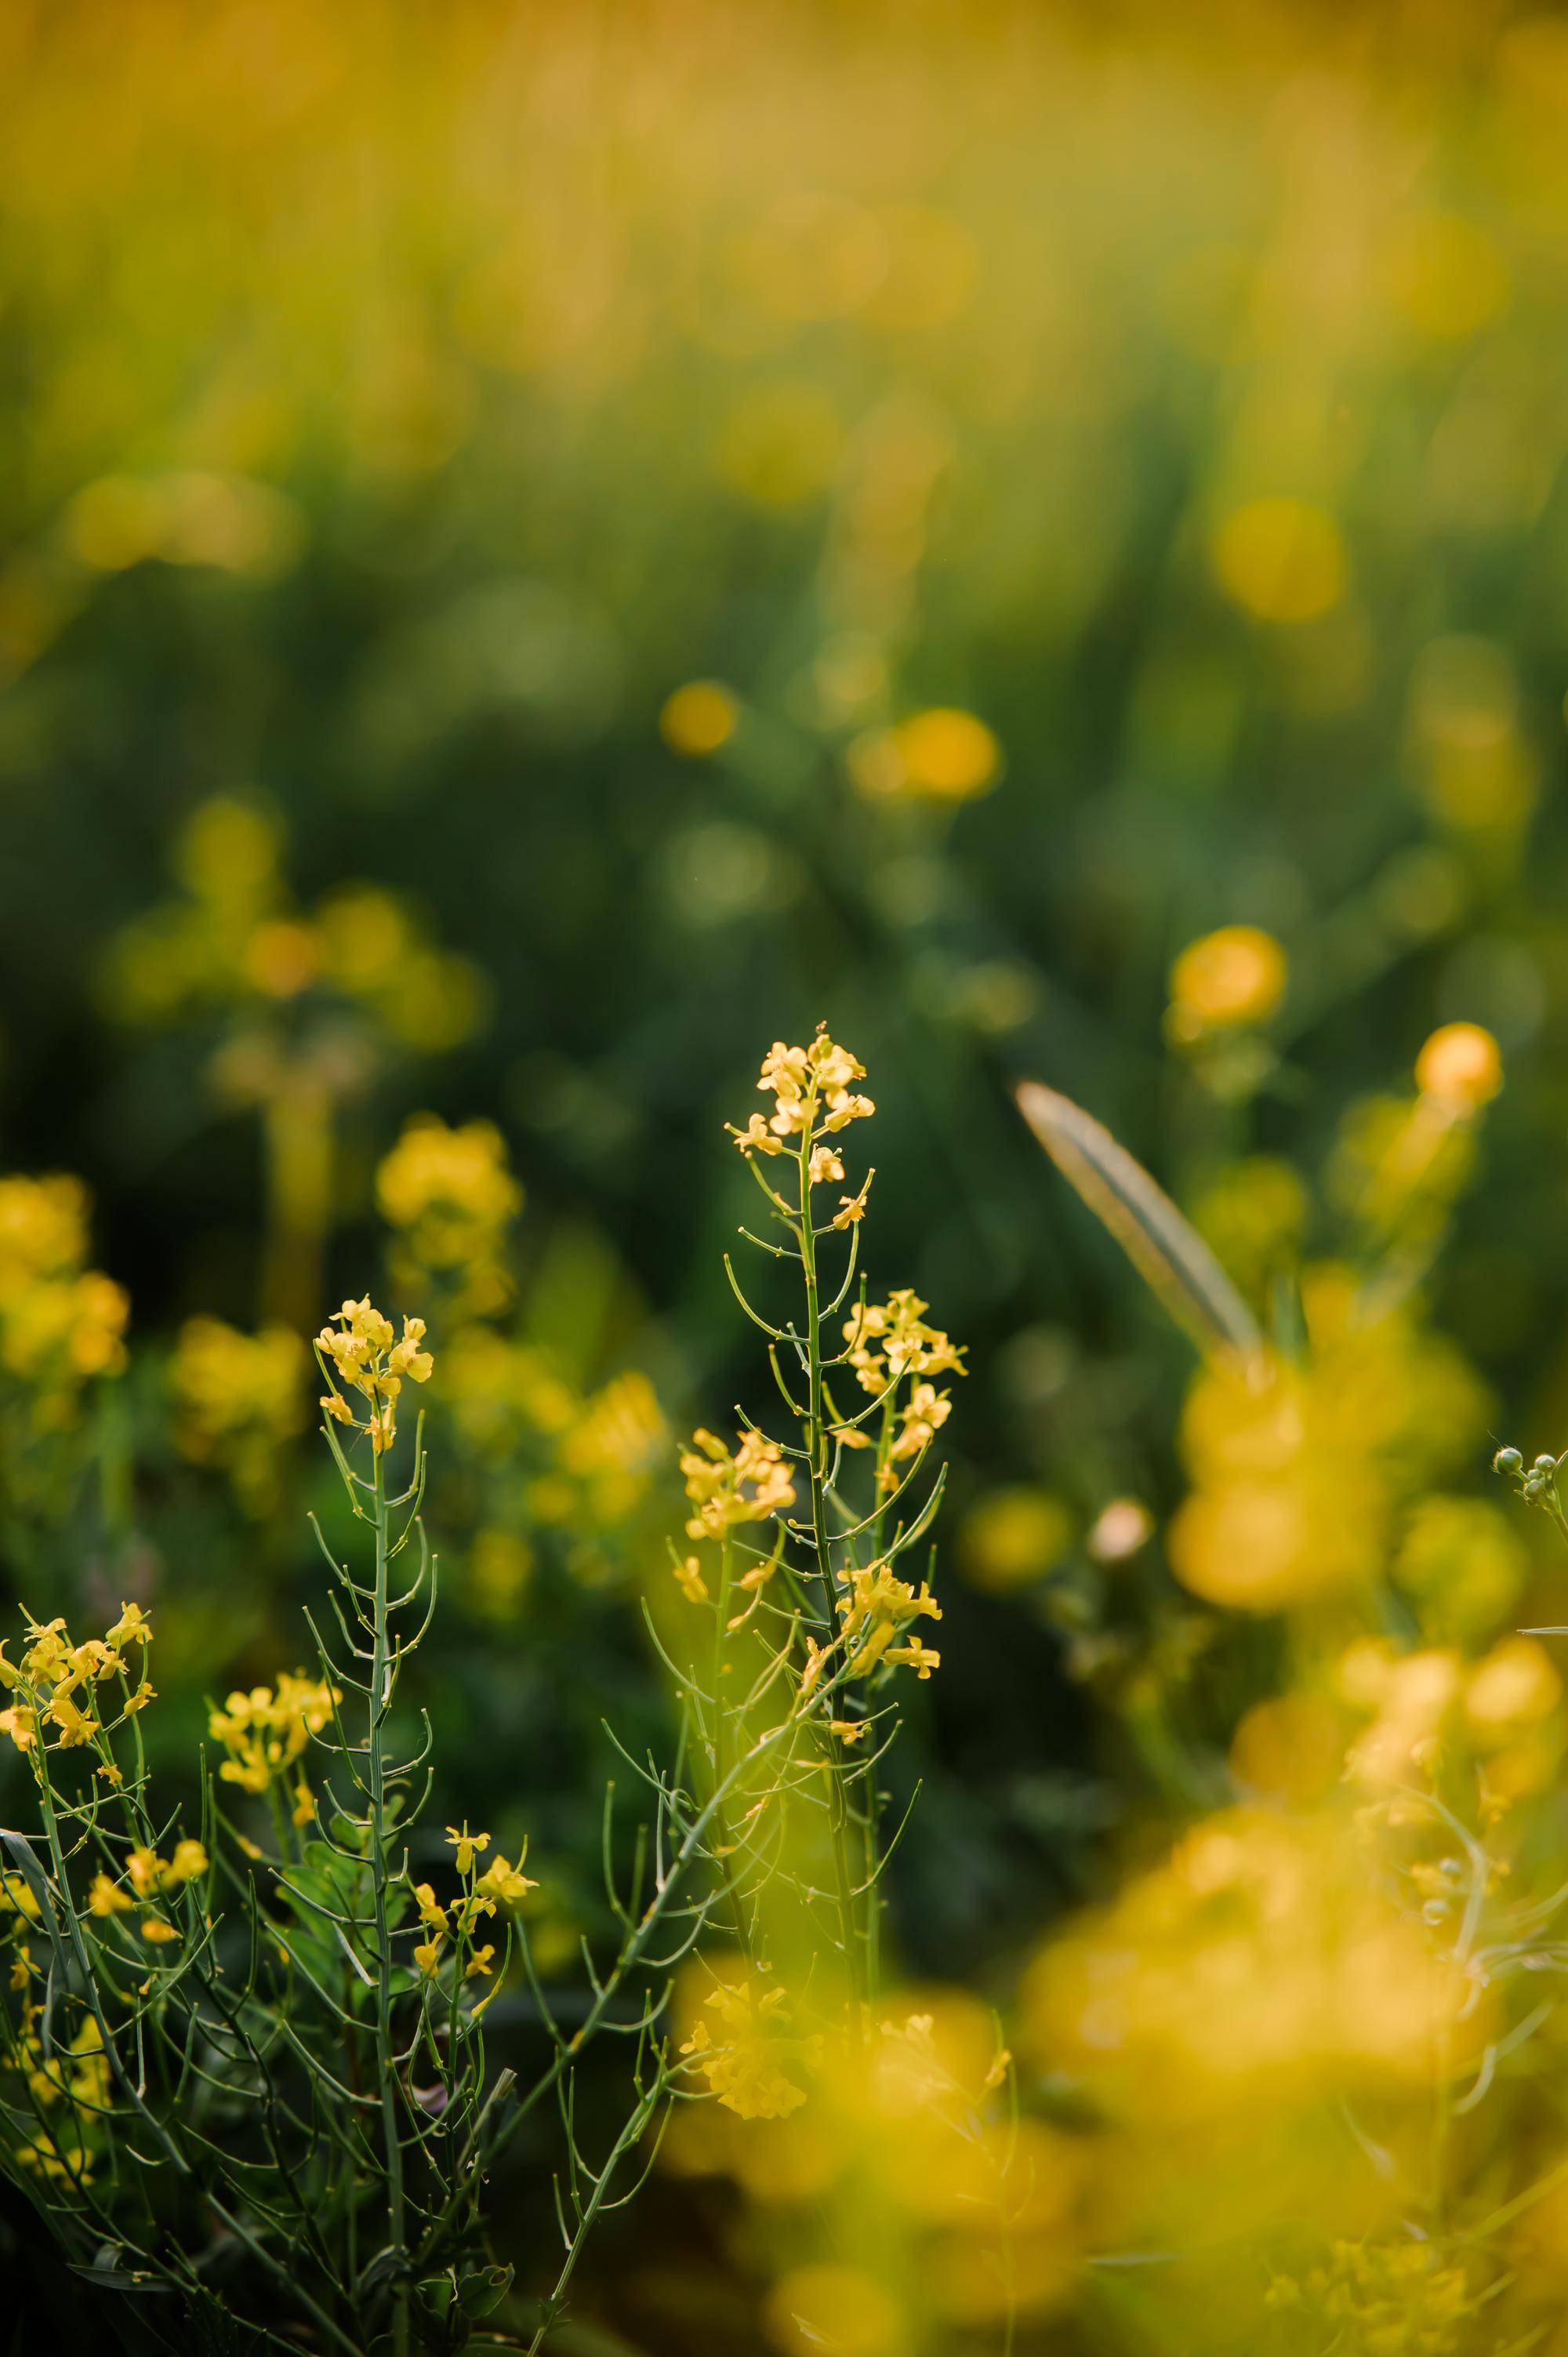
[1414,1020,1502,1113]
[959,1486,1074,1592]
[1386,212,1509,341]
[764,2264,903,2357]
[1168,924,1287,1032]
[852,709,1004,803]
[1169,1266,1486,1612]
[170,1317,307,1513]
[659,679,740,756]
[1213,496,1346,623]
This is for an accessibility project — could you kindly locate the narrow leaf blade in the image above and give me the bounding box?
[1016,1079,1263,1367]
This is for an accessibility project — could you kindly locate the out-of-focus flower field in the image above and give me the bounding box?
[11,2,1568,2350]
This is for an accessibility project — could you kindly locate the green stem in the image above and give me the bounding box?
[368,1436,409,2357]
[797,1123,864,2027]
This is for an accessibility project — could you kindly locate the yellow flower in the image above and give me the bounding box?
[1414,1021,1502,1114]
[465,1945,497,1980]
[376,1115,521,1296]
[141,1919,180,1946]
[1168,925,1287,1033]
[1213,496,1346,623]
[680,1974,818,2120]
[169,1318,306,1511]
[808,1145,845,1187]
[837,1561,943,1679]
[104,1603,153,1659]
[315,1298,434,1453]
[414,1938,444,1978]
[659,679,739,757]
[45,1694,98,1747]
[673,1555,710,1603]
[833,1170,873,1229]
[681,1426,796,1539]
[476,1849,538,1908]
[446,1822,490,1876]
[88,1874,134,1917]
[414,1882,450,1934]
[855,707,1004,802]
[163,1839,209,1887]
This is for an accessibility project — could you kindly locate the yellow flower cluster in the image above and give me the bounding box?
[1338,1631,1563,1804]
[1265,2239,1470,2353]
[169,1316,307,1513]
[728,1032,875,1225]
[208,1672,340,1821]
[1024,1806,1475,2130]
[1168,1266,1487,1612]
[681,1427,797,1541]
[440,1329,666,1582]
[836,1561,942,1680]
[842,1290,964,1396]
[410,1825,537,1983]
[0,1603,154,1759]
[0,1173,129,1431]
[3,2016,112,2182]
[106,798,485,1055]
[86,1837,208,1949]
[681,1973,822,2120]
[317,1295,434,1453]
[376,1113,522,1316]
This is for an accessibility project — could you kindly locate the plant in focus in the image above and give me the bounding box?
[634,1033,1051,2352]
[0,1297,542,2352]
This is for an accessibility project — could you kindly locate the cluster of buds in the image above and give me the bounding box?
[317,1294,434,1454]
[0,1603,154,1763]
[411,1823,537,1985]
[1494,1444,1560,1509]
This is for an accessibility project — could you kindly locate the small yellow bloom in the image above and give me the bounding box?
[659,680,739,757]
[829,1719,868,1745]
[88,1874,134,1917]
[891,707,1004,801]
[163,1839,209,1887]
[45,1694,99,1747]
[127,1849,162,1897]
[9,1943,34,1991]
[141,1918,180,1946]
[833,1170,873,1229]
[673,1555,710,1603]
[413,1882,450,1935]
[1170,925,1287,1032]
[1213,496,1346,623]
[476,1850,538,1908]
[1414,1022,1502,1114]
[414,1938,444,1978]
[465,1945,496,1980]
[446,1823,491,1876]
[808,1145,845,1187]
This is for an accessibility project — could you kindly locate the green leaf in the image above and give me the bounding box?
[1016,1080,1264,1368]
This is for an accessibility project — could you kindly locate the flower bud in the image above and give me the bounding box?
[1494,1447,1523,1476]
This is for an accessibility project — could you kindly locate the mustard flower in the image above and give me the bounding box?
[446,1822,490,1875]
